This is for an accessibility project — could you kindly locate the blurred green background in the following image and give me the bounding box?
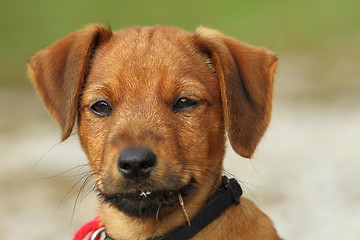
[1,1,360,239]
[1,0,359,96]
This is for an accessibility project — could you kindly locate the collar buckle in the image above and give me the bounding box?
[222,176,242,204]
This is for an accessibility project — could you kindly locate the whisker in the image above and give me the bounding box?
[239,180,259,204]
[249,158,261,179]
[82,181,97,200]
[177,162,235,177]
[180,169,220,191]
[169,162,263,202]
[80,175,93,200]
[176,162,263,186]
[41,164,89,179]
[184,168,219,182]
[30,132,78,173]
[30,141,61,173]
[53,173,90,216]
[71,173,93,225]
[238,181,266,189]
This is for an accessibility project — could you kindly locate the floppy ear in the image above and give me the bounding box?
[28,24,112,141]
[194,27,278,158]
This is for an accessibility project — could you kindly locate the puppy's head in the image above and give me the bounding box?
[28,25,277,218]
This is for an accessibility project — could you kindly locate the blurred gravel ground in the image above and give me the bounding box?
[1,85,359,239]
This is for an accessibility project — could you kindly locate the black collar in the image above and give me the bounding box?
[105,176,242,240]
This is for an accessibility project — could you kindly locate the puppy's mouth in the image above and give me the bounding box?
[99,178,196,218]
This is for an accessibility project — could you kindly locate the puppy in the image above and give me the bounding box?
[28,25,281,240]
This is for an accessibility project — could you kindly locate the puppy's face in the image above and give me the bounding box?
[78,27,225,217]
[28,24,277,221]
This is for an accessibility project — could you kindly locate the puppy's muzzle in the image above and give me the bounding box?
[118,146,157,181]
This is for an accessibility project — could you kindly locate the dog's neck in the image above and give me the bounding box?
[101,177,242,240]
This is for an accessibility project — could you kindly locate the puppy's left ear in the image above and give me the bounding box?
[194,27,278,158]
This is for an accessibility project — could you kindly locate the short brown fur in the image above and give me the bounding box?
[28,24,281,240]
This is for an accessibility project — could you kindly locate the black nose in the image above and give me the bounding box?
[118,147,157,180]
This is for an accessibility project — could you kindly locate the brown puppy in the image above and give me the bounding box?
[28,25,280,240]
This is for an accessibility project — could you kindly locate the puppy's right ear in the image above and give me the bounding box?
[194,27,277,158]
[28,24,112,141]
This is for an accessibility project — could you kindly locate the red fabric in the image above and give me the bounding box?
[73,216,103,240]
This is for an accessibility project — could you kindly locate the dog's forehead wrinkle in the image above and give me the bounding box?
[111,27,197,68]
[112,27,184,58]
[88,29,210,103]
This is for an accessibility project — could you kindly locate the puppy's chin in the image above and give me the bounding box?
[98,178,196,218]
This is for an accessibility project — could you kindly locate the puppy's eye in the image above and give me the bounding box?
[89,101,112,117]
[172,97,199,113]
